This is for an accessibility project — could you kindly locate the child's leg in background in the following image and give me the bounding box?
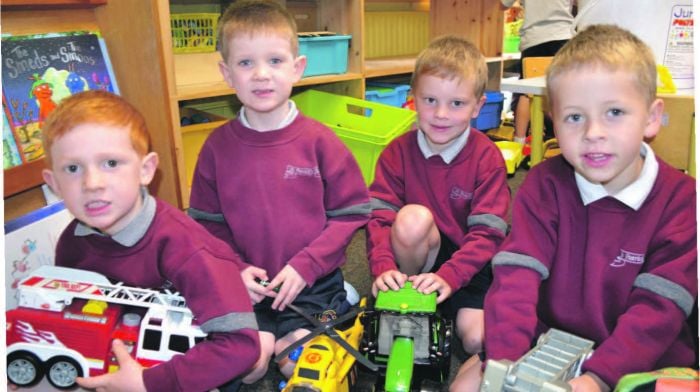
[242,331,276,384]
[275,328,311,377]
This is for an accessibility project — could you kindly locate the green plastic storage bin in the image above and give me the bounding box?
[292,89,416,185]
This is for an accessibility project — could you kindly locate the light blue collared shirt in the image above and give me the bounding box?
[416,127,471,164]
[575,142,659,210]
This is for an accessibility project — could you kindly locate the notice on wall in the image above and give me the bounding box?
[663,5,694,92]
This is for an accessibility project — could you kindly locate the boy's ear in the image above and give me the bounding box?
[471,94,487,119]
[140,152,159,186]
[218,61,234,88]
[293,55,307,82]
[643,98,665,139]
[41,169,62,198]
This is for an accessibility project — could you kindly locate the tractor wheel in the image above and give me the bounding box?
[46,356,82,390]
[353,368,378,392]
[7,351,44,387]
[419,378,442,392]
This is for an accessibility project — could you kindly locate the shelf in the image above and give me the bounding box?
[176,73,365,101]
[3,159,46,198]
[1,0,105,9]
[173,52,364,101]
[364,56,416,78]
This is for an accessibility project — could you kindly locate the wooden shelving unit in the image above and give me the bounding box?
[3,0,505,219]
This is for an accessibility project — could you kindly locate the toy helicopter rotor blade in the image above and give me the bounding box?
[285,303,322,327]
[331,330,379,372]
[274,331,320,363]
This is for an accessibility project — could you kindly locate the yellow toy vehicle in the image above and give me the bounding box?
[278,298,378,392]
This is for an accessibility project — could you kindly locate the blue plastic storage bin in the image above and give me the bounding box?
[471,90,504,131]
[298,34,352,77]
[365,83,411,108]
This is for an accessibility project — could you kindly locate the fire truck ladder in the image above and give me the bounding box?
[18,266,191,316]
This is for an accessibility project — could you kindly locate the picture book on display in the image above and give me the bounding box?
[3,100,23,170]
[1,31,119,165]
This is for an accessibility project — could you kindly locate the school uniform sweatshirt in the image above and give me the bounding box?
[485,155,697,387]
[367,129,510,291]
[188,114,370,286]
[56,197,260,392]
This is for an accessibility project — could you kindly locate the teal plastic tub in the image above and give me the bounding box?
[298,34,352,77]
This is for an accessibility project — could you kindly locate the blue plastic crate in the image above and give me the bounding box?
[471,90,504,131]
[365,83,411,108]
[298,34,351,77]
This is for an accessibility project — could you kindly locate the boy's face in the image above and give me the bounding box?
[42,124,158,236]
[219,32,306,127]
[549,67,663,194]
[414,74,485,153]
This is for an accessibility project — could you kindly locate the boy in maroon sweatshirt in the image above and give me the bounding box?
[475,25,697,392]
[187,0,370,383]
[40,90,259,392]
[366,35,511,391]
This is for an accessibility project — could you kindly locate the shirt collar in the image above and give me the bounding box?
[75,186,156,246]
[417,127,470,164]
[239,100,298,131]
[575,142,658,210]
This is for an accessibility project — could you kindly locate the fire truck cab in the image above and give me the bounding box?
[6,266,206,390]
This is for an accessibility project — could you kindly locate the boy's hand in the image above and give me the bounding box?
[409,273,452,303]
[371,270,408,297]
[268,265,306,311]
[568,374,608,392]
[77,339,146,392]
[241,266,270,304]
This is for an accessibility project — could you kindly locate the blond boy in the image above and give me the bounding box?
[480,25,697,392]
[366,35,511,391]
[187,0,370,383]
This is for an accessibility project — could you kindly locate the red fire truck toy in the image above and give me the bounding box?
[6,266,206,390]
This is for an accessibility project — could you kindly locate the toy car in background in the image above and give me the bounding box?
[279,298,374,392]
[6,266,205,390]
[615,367,699,392]
[495,141,525,175]
[480,328,594,392]
[360,282,452,392]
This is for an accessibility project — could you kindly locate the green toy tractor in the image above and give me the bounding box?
[359,282,452,392]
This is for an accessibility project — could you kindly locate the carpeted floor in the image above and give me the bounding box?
[239,165,529,392]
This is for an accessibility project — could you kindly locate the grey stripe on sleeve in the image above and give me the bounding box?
[492,251,549,279]
[369,197,400,212]
[200,311,259,333]
[326,202,372,217]
[633,273,695,317]
[187,207,226,223]
[467,214,508,235]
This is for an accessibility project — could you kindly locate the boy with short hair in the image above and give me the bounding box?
[479,24,697,391]
[366,35,510,389]
[188,0,370,383]
[40,90,260,392]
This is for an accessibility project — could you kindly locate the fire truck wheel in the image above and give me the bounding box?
[46,356,82,390]
[7,351,44,387]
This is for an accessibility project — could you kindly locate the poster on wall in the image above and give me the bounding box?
[663,5,694,92]
[4,202,73,310]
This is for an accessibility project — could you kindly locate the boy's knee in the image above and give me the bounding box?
[456,312,484,354]
[393,205,434,243]
[460,332,484,355]
[243,334,275,384]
